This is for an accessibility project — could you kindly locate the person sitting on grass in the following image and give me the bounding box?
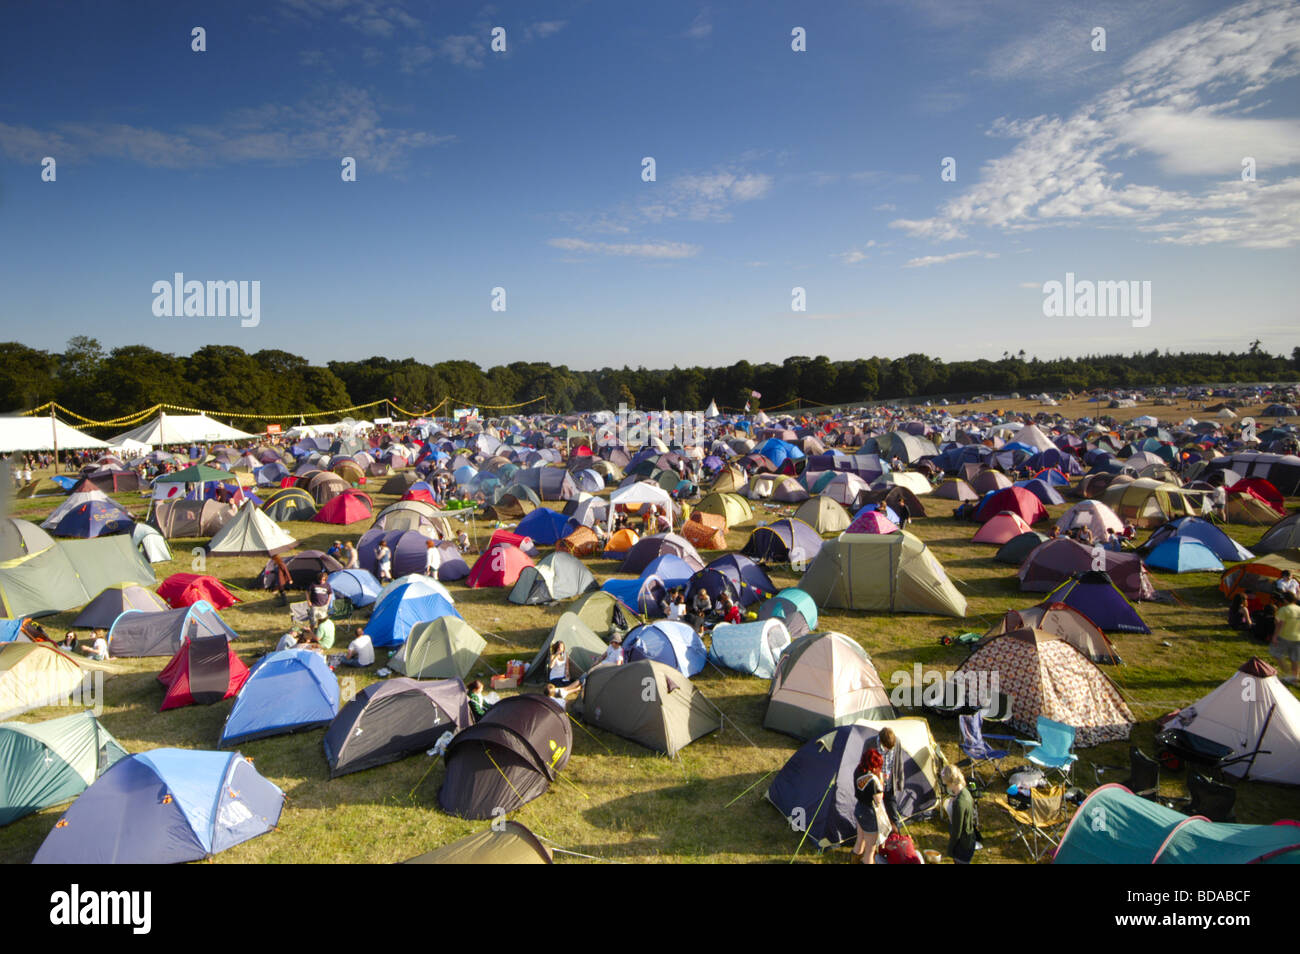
[466,678,490,719]
[277,627,304,652]
[313,616,336,651]
[81,629,108,662]
[545,681,581,709]
[342,628,374,667]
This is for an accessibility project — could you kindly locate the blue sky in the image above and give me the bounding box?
[1,0,1297,369]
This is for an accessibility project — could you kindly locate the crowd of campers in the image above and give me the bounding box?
[1,386,1299,864]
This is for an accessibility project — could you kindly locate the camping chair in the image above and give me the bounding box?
[328,596,355,621]
[1016,717,1079,783]
[1093,746,1161,801]
[992,782,1071,863]
[958,711,1016,787]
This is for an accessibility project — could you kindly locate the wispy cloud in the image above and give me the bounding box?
[903,250,998,268]
[0,86,453,173]
[890,0,1300,249]
[685,7,713,40]
[548,237,700,259]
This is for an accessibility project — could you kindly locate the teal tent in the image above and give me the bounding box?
[0,711,128,825]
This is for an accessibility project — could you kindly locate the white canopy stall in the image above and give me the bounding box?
[607,480,674,533]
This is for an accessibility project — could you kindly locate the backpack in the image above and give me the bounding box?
[877,831,922,865]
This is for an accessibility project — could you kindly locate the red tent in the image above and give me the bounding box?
[157,635,250,710]
[975,486,1048,524]
[157,573,240,610]
[466,542,535,588]
[487,529,539,558]
[400,488,436,506]
[972,511,1033,545]
[1227,478,1285,514]
[313,490,374,525]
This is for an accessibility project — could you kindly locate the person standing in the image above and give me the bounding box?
[1271,592,1300,685]
[308,572,332,626]
[941,764,978,864]
[376,540,393,583]
[851,748,891,864]
[424,539,442,578]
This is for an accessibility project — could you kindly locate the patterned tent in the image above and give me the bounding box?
[957,628,1134,747]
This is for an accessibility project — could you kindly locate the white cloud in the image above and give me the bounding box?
[548,237,700,259]
[685,8,713,40]
[903,250,998,268]
[891,0,1300,249]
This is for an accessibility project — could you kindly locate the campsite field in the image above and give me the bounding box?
[3,431,1300,863]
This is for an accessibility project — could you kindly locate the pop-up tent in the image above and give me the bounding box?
[622,621,707,677]
[0,711,127,826]
[798,531,966,617]
[440,695,572,818]
[157,634,250,710]
[707,618,791,678]
[324,677,472,778]
[71,582,169,629]
[507,551,598,605]
[33,748,283,864]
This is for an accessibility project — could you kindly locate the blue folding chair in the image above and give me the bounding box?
[958,711,1016,783]
[1017,716,1078,783]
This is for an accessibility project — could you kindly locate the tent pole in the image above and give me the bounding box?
[51,404,60,473]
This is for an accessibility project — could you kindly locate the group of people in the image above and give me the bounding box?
[658,586,742,632]
[543,635,627,707]
[851,728,977,865]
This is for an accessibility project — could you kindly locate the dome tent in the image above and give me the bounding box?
[403,820,552,864]
[524,612,610,685]
[390,616,486,680]
[957,628,1135,747]
[764,632,894,740]
[324,677,472,777]
[766,718,946,850]
[581,659,721,757]
[219,649,339,746]
[157,634,250,710]
[33,749,284,864]
[507,551,598,605]
[107,600,238,658]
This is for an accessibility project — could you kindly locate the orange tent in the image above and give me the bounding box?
[604,528,640,555]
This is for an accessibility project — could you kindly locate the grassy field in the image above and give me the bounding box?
[2,395,1298,864]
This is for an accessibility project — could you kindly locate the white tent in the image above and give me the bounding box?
[1164,658,1300,785]
[206,501,298,556]
[0,417,107,454]
[607,481,674,532]
[1010,422,1056,452]
[111,412,254,446]
[704,399,719,419]
[107,436,153,456]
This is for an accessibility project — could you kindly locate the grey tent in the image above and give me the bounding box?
[132,522,173,564]
[995,531,1049,565]
[764,632,894,740]
[580,659,721,757]
[390,617,486,680]
[0,518,55,563]
[508,551,599,605]
[524,613,609,684]
[71,582,169,629]
[206,501,298,556]
[0,536,155,620]
[107,600,237,658]
[1256,513,1300,556]
[324,677,472,777]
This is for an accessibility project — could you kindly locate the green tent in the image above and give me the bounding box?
[694,492,754,527]
[581,659,721,756]
[569,590,641,638]
[403,821,552,864]
[0,711,127,825]
[391,617,486,680]
[153,464,240,484]
[797,531,967,617]
[0,536,155,619]
[525,613,608,684]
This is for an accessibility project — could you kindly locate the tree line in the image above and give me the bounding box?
[2,336,1297,429]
